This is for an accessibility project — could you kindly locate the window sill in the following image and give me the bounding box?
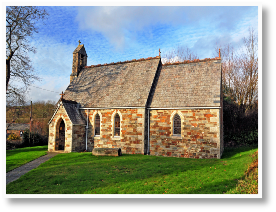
[112,136,121,140]
[94,136,101,139]
[171,135,182,139]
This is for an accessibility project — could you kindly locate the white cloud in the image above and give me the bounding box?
[26,36,75,102]
[161,56,181,64]
[75,7,189,48]
[75,6,256,49]
[26,75,69,103]
[30,36,76,77]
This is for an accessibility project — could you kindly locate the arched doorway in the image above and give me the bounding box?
[59,120,65,150]
[55,119,65,151]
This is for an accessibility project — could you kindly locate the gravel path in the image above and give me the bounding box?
[6,152,59,185]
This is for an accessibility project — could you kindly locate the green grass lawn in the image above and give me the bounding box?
[6,145,48,172]
[6,146,258,194]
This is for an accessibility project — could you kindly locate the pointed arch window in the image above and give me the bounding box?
[114,114,120,137]
[173,114,181,135]
[95,114,100,136]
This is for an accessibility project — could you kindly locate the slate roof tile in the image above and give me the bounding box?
[49,99,86,125]
[6,123,29,131]
[62,102,86,125]
[64,57,161,108]
[149,59,221,108]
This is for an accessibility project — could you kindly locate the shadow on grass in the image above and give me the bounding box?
[185,177,241,194]
[222,145,258,159]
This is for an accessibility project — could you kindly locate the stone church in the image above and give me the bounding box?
[48,43,223,159]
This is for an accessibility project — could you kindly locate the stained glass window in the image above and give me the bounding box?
[173,114,181,135]
[95,114,100,136]
[114,114,120,136]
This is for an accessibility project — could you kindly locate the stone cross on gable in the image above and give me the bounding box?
[60,91,65,100]
[159,48,161,57]
[78,40,81,45]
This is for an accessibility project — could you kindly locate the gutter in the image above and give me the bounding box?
[147,107,221,110]
[147,109,150,155]
[80,106,145,110]
[86,109,89,151]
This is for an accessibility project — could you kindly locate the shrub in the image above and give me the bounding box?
[22,130,48,147]
[224,129,258,147]
[7,133,21,140]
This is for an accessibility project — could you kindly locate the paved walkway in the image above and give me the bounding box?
[6,152,59,185]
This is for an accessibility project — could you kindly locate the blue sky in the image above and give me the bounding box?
[21,6,258,102]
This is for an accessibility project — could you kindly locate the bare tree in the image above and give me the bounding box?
[239,28,258,108]
[162,45,198,63]
[6,6,48,105]
[216,28,258,110]
[215,44,237,102]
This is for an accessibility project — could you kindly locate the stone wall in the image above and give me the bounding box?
[48,105,223,158]
[149,109,222,159]
[81,108,145,154]
[48,104,73,153]
[72,125,86,152]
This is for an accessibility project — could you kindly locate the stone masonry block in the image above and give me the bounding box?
[210,148,219,155]
[210,127,218,132]
[137,118,144,123]
[210,117,219,122]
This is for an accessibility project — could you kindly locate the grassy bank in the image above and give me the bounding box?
[6,146,257,194]
[226,150,258,194]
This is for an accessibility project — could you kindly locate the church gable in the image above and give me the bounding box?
[48,101,74,153]
[48,99,86,153]
[48,99,86,126]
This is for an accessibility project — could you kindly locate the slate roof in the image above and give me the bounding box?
[49,99,86,125]
[73,44,84,53]
[6,123,29,131]
[62,101,86,125]
[149,58,222,108]
[63,57,161,108]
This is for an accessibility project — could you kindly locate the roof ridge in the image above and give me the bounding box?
[84,55,160,68]
[162,57,221,66]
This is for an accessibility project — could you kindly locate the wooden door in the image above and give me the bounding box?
[59,120,65,150]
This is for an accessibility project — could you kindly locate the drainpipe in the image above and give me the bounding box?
[86,109,89,151]
[147,109,150,155]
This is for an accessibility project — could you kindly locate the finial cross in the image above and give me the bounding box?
[78,40,81,45]
[159,48,161,57]
[60,91,65,100]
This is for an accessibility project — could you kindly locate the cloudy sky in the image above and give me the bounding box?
[12,6,258,103]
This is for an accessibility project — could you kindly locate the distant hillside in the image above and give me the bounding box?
[6,100,56,122]
[6,101,56,136]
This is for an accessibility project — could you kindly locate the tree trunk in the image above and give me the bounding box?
[6,59,10,91]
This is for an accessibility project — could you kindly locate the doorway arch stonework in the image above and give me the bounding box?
[48,104,73,153]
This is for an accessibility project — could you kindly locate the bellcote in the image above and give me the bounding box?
[70,41,88,83]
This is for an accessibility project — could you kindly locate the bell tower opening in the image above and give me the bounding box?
[70,41,88,83]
